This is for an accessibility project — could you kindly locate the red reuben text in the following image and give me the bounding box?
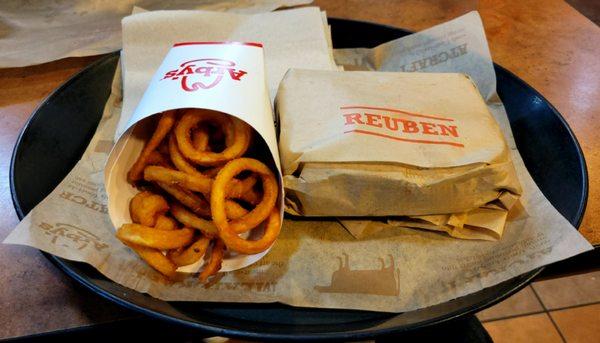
[341,106,463,148]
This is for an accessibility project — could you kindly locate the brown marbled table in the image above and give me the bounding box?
[1,0,598,339]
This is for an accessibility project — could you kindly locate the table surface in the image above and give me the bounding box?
[1,0,598,339]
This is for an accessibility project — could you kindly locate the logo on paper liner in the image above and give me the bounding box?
[161,58,247,91]
[315,253,400,296]
[38,222,108,252]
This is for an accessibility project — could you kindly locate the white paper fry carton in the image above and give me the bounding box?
[105,42,284,273]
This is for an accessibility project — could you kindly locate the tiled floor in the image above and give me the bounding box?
[468,0,600,339]
[477,270,600,342]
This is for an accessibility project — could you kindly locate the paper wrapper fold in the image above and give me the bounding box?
[4,10,593,313]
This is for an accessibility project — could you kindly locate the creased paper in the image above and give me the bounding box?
[0,0,312,68]
[4,10,592,313]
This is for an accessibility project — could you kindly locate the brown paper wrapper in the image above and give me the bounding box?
[277,69,522,218]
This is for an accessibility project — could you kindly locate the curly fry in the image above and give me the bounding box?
[229,175,260,205]
[146,151,170,167]
[171,202,218,237]
[144,165,213,193]
[129,191,169,227]
[203,166,222,178]
[155,215,178,230]
[199,239,225,282]
[125,242,177,279]
[211,158,280,253]
[224,200,249,221]
[212,158,278,234]
[117,224,194,250]
[119,110,282,282]
[156,181,211,217]
[175,109,251,166]
[170,201,248,237]
[167,234,211,267]
[221,209,280,255]
[128,110,177,183]
[192,127,211,151]
[144,165,259,205]
[169,134,205,178]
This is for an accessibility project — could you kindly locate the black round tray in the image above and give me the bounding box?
[10,18,587,341]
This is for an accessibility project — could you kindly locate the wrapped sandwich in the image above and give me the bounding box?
[276,69,521,234]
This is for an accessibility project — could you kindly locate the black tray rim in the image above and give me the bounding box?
[9,18,589,341]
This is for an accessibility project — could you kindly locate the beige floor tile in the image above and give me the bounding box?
[532,270,600,310]
[483,313,563,343]
[477,286,544,321]
[550,303,600,343]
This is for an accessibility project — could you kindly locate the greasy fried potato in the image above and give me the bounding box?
[126,242,177,279]
[117,224,194,250]
[199,239,225,282]
[155,215,178,230]
[129,191,169,227]
[167,235,211,267]
[118,111,280,282]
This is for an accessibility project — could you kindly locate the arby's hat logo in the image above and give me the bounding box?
[160,58,248,91]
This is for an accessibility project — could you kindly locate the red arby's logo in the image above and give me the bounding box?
[161,58,247,91]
